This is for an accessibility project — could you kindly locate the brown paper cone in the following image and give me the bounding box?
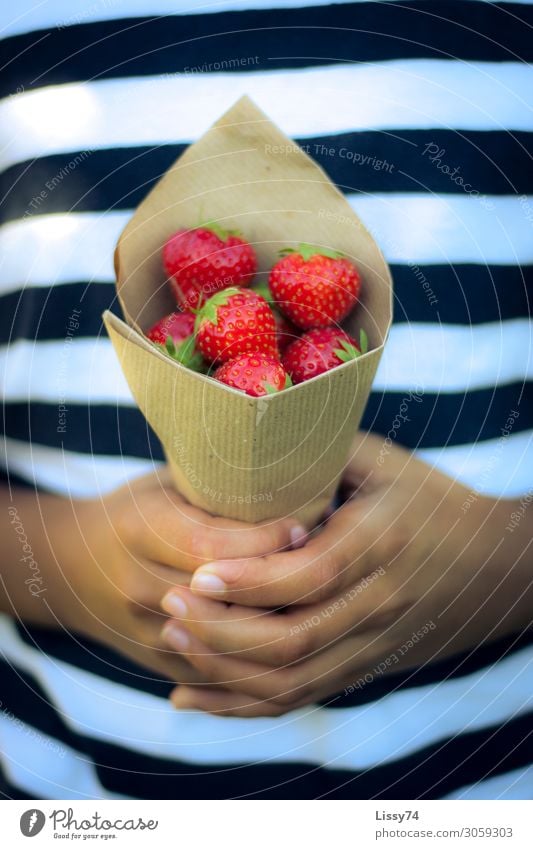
[104,95,392,526]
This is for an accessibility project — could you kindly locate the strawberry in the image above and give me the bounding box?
[195,286,278,364]
[146,310,194,345]
[252,281,299,351]
[214,354,291,397]
[282,327,368,384]
[163,223,257,311]
[269,243,362,329]
[146,310,205,371]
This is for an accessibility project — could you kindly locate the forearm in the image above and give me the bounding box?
[1,484,95,631]
[487,495,533,636]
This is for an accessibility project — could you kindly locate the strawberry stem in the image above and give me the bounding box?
[200,219,241,241]
[193,286,242,333]
[279,243,345,262]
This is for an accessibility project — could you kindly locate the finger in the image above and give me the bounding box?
[161,621,389,706]
[161,577,396,665]
[189,498,377,607]
[118,559,192,617]
[129,484,307,572]
[169,685,298,717]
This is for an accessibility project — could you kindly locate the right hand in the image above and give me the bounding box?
[70,469,305,686]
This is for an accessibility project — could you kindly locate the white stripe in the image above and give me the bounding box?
[444,765,533,800]
[0,714,128,799]
[1,616,532,770]
[0,0,401,40]
[1,319,530,404]
[1,437,160,497]
[1,194,532,298]
[419,431,533,499]
[2,61,533,170]
[1,338,136,404]
[374,319,532,393]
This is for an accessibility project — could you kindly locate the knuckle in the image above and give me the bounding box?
[311,552,341,601]
[280,627,311,665]
[270,669,302,704]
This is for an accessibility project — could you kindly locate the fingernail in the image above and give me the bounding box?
[191,570,227,596]
[290,524,307,549]
[162,623,190,652]
[161,591,187,618]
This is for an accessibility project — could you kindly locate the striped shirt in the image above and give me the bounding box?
[0,0,532,800]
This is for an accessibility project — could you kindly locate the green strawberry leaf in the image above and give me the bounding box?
[263,382,280,395]
[158,335,206,371]
[359,328,369,355]
[165,335,176,356]
[279,243,346,262]
[200,219,241,241]
[333,338,362,363]
[193,286,242,334]
[284,373,293,389]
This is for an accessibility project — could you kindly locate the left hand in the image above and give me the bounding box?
[160,432,532,716]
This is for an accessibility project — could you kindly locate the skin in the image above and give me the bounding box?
[158,432,533,717]
[0,469,305,687]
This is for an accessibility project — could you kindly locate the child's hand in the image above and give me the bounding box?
[75,469,304,683]
[1,471,304,688]
[159,434,532,715]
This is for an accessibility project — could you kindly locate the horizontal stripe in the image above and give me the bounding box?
[2,422,532,505]
[1,437,159,497]
[3,62,533,171]
[1,264,531,346]
[363,383,533,451]
[376,319,533,393]
[0,713,126,800]
[2,2,533,103]
[2,196,532,299]
[444,763,533,800]
[1,385,531,465]
[2,616,532,774]
[2,132,532,225]
[2,321,530,404]
[4,0,529,41]
[3,651,532,799]
[419,430,533,499]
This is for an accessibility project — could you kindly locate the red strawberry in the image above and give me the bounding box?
[282,327,368,384]
[146,310,194,345]
[195,287,278,364]
[163,223,257,311]
[146,311,205,371]
[214,354,291,397]
[269,243,362,329]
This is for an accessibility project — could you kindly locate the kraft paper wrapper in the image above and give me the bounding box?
[104,96,392,526]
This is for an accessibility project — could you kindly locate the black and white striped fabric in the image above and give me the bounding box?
[1,0,532,800]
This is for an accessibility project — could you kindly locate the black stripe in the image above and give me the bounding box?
[15,621,174,701]
[1,2,532,99]
[2,381,530,456]
[0,769,34,800]
[1,657,531,799]
[2,131,532,224]
[0,284,122,343]
[1,262,530,347]
[14,619,533,709]
[363,382,532,450]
